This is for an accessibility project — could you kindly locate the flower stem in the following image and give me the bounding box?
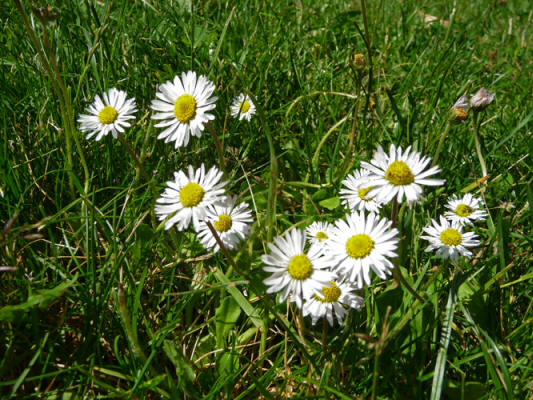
[391,197,424,303]
[431,122,451,168]
[322,318,328,347]
[206,221,244,276]
[117,133,156,195]
[472,112,488,179]
[206,123,226,174]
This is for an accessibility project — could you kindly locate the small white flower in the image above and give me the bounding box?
[302,280,363,326]
[305,221,333,251]
[78,88,137,141]
[444,193,488,226]
[151,71,217,148]
[340,168,383,212]
[421,216,480,261]
[155,164,227,231]
[470,88,495,110]
[230,93,256,121]
[325,211,399,288]
[361,144,445,204]
[262,229,336,309]
[196,195,253,252]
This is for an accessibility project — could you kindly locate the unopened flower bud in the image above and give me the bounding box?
[353,53,366,69]
[452,95,470,111]
[470,88,495,110]
[450,108,469,123]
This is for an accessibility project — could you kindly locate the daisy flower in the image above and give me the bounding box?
[262,229,336,308]
[361,144,445,204]
[444,193,488,226]
[340,168,382,213]
[151,71,217,148]
[305,221,333,251]
[78,88,137,141]
[155,164,227,231]
[196,195,253,252]
[302,280,363,326]
[325,211,399,288]
[421,216,480,261]
[230,93,256,121]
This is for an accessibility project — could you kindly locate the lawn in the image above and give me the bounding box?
[1,0,532,398]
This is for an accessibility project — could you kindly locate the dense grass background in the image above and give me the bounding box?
[1,0,532,398]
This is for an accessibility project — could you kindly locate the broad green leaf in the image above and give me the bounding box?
[0,275,78,322]
[216,296,241,348]
[319,196,340,210]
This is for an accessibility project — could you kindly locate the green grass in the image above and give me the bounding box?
[1,0,532,398]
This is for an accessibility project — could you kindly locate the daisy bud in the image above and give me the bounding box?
[352,53,366,69]
[449,108,469,124]
[470,88,495,110]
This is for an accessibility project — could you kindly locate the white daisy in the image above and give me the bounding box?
[305,221,333,251]
[302,280,363,326]
[262,229,336,309]
[230,93,256,121]
[196,195,253,252]
[361,144,445,204]
[325,211,399,288]
[78,88,137,141]
[155,164,227,231]
[444,193,488,226]
[340,168,382,212]
[421,216,480,261]
[151,71,217,148]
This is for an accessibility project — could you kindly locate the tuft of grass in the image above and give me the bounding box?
[1,0,531,398]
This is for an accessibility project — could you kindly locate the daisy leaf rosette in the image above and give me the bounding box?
[325,211,399,288]
[340,168,383,213]
[196,195,253,252]
[421,216,480,261]
[444,193,488,226]
[262,229,336,309]
[302,280,363,326]
[230,93,256,121]
[155,164,227,231]
[361,144,445,204]
[78,88,137,141]
[151,71,217,148]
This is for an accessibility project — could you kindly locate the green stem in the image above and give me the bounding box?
[472,112,488,178]
[431,122,452,168]
[390,197,424,303]
[206,221,245,276]
[244,89,278,242]
[206,123,226,174]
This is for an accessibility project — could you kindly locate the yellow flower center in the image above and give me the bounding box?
[385,161,415,186]
[455,203,474,217]
[287,254,313,280]
[213,214,232,232]
[316,281,342,303]
[174,94,197,123]
[353,53,366,67]
[345,234,374,259]
[179,182,204,208]
[98,106,118,125]
[358,186,374,201]
[315,231,328,242]
[440,228,462,246]
[451,108,468,122]
[239,101,251,114]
